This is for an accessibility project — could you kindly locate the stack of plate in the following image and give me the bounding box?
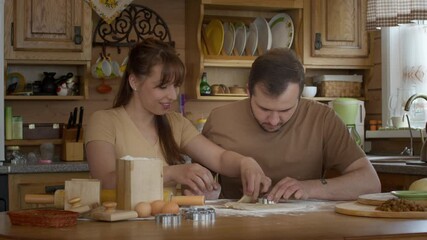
[201,14,294,56]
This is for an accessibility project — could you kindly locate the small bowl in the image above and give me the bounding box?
[302,86,317,98]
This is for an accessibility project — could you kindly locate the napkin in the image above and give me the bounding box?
[85,0,134,24]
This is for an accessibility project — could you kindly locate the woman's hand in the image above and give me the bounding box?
[266,177,310,203]
[240,158,271,200]
[183,184,221,200]
[164,163,218,195]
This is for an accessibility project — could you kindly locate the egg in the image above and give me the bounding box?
[134,202,152,218]
[160,201,180,214]
[150,200,166,216]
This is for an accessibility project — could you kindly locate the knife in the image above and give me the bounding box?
[75,106,84,142]
[67,112,73,129]
[72,107,78,127]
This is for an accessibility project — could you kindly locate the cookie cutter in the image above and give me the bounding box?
[182,207,216,222]
[258,197,275,205]
[155,213,181,227]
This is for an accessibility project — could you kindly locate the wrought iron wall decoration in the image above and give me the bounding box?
[92,3,174,53]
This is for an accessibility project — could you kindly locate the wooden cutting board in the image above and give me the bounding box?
[335,201,427,219]
[357,192,427,207]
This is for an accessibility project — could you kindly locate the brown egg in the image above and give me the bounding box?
[134,202,151,218]
[160,201,180,214]
[150,200,166,216]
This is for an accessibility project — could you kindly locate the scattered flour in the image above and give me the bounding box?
[206,199,341,217]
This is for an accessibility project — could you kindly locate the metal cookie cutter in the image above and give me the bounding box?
[258,197,275,205]
[183,207,216,222]
[155,213,181,227]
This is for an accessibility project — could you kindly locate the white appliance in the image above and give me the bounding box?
[329,100,366,148]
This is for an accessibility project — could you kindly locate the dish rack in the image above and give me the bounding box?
[8,209,78,228]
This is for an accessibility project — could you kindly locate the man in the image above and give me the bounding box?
[202,48,381,202]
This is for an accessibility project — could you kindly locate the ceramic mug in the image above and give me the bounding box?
[391,116,408,128]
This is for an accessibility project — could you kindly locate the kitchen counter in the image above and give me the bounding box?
[0,161,89,174]
[1,205,427,240]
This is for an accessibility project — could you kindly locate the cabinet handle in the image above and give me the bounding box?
[314,33,322,50]
[74,26,83,45]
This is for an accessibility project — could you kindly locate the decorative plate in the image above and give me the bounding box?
[205,19,224,56]
[254,17,272,55]
[223,22,236,56]
[245,22,258,56]
[391,190,427,200]
[233,22,247,56]
[6,72,26,94]
[269,13,294,49]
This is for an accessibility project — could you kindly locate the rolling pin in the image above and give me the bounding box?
[25,189,65,209]
[171,195,205,206]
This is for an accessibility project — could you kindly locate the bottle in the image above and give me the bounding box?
[199,72,211,96]
[196,118,207,132]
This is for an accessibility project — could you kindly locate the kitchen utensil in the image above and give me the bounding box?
[64,179,101,211]
[269,13,294,49]
[245,22,258,56]
[223,22,235,55]
[205,19,224,56]
[171,196,205,206]
[254,17,272,55]
[233,22,247,56]
[335,201,427,219]
[72,107,78,127]
[91,201,138,222]
[182,207,215,221]
[75,106,84,142]
[391,190,427,200]
[155,213,182,226]
[24,189,65,209]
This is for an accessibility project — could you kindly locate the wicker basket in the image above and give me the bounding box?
[8,209,78,228]
[314,75,362,97]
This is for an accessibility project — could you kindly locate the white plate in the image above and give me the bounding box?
[234,22,247,56]
[223,22,235,55]
[269,13,294,49]
[245,22,258,56]
[254,17,272,55]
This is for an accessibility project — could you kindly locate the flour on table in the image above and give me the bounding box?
[207,200,340,217]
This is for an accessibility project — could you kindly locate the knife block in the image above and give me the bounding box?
[62,127,84,161]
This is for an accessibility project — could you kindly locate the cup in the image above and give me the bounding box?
[391,116,408,128]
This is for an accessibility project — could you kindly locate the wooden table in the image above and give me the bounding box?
[1,207,427,240]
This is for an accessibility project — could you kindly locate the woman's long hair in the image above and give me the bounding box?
[114,38,185,165]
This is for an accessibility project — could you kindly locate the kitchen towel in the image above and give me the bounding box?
[85,0,134,24]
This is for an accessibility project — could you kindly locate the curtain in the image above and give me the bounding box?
[367,0,427,31]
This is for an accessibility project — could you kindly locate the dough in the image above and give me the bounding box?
[237,195,256,203]
[224,202,306,211]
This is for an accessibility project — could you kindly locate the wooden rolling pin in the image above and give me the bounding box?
[171,195,205,206]
[25,189,65,209]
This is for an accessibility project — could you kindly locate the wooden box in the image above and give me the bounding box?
[116,156,163,210]
[23,123,63,140]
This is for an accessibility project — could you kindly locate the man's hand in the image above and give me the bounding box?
[240,158,272,200]
[266,177,310,203]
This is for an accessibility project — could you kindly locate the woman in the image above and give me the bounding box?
[85,38,271,199]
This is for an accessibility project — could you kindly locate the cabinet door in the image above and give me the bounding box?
[14,0,83,52]
[303,0,372,66]
[4,0,92,60]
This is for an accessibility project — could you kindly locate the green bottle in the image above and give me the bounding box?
[199,72,211,96]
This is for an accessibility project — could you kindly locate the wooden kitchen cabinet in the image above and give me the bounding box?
[302,0,372,67]
[377,173,425,193]
[4,0,92,61]
[8,172,90,211]
[185,0,303,100]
